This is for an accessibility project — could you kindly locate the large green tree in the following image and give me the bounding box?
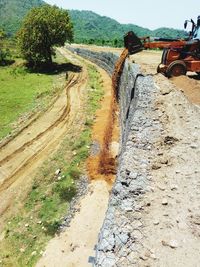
[17,5,73,66]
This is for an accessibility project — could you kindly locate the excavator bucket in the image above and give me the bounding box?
[124,31,143,55]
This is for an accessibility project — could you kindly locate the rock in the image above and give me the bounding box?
[162,198,168,205]
[150,253,157,260]
[139,254,148,261]
[190,144,198,149]
[168,239,179,248]
[160,87,172,95]
[120,233,129,244]
[55,169,61,176]
[102,257,116,266]
[192,215,200,225]
[157,185,166,191]
[152,163,161,170]
[170,184,178,191]
[121,199,133,212]
[129,172,138,179]
[162,239,178,248]
[25,223,29,227]
[160,157,169,165]
[153,220,160,225]
[57,176,62,181]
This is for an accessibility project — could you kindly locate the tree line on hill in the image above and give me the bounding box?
[0,0,190,67]
[0,0,188,45]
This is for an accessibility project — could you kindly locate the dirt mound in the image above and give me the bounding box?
[171,75,200,104]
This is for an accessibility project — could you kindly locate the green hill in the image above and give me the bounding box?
[68,10,152,42]
[0,0,187,42]
[69,10,187,43]
[0,0,45,35]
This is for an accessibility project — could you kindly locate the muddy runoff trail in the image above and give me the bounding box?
[36,50,118,267]
[0,49,88,230]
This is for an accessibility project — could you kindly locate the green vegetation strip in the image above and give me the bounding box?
[0,64,104,267]
[0,53,67,140]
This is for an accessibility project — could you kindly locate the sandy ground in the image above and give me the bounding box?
[36,180,110,267]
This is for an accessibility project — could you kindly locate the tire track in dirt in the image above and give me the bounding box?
[0,74,75,166]
[0,75,77,192]
[0,49,88,226]
[36,48,119,267]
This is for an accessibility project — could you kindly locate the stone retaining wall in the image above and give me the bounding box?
[66,47,161,266]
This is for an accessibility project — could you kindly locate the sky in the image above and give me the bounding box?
[45,0,199,30]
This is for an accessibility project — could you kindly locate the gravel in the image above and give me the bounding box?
[65,47,163,266]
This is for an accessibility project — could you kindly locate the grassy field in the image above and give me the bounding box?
[0,52,67,140]
[0,64,104,267]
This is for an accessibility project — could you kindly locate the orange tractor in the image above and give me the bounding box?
[124,16,200,77]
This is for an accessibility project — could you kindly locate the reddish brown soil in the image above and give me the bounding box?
[87,67,119,183]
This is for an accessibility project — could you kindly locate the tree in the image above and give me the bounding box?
[0,28,11,65]
[17,5,73,66]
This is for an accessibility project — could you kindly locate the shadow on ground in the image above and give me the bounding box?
[28,62,82,75]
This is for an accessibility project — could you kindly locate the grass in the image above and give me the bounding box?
[0,52,69,140]
[0,64,104,267]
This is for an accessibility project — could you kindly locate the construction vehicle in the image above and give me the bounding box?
[124,16,200,77]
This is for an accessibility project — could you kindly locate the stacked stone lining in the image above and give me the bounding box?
[66,46,161,266]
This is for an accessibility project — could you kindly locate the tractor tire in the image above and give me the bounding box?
[157,63,162,73]
[166,60,187,78]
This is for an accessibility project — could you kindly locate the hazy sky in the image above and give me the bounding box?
[45,0,199,30]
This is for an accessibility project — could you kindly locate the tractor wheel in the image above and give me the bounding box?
[166,60,187,78]
[157,64,162,73]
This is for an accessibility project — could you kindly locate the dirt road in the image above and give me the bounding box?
[36,49,118,267]
[0,49,88,230]
[130,51,200,266]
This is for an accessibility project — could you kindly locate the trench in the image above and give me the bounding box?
[36,49,119,267]
[66,47,160,267]
[37,46,158,267]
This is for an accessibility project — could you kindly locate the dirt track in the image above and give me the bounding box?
[0,48,88,230]
[36,49,118,267]
[131,50,200,266]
